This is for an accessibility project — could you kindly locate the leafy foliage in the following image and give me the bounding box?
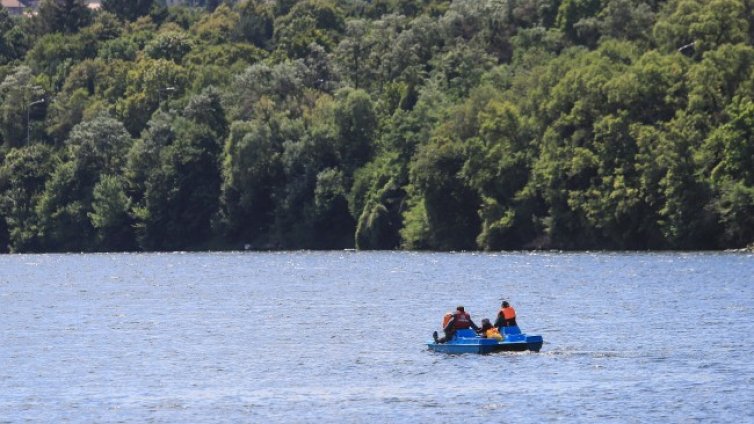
[102,0,154,22]
[2,0,754,252]
[35,0,92,35]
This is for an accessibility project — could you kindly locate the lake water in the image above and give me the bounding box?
[0,252,752,422]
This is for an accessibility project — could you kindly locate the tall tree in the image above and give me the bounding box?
[0,66,42,148]
[0,145,56,252]
[102,0,154,22]
[405,137,481,250]
[134,117,222,250]
[36,0,92,34]
[36,115,133,251]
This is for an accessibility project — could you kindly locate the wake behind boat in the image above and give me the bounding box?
[427,326,543,354]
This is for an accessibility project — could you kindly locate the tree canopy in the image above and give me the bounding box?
[1,0,754,252]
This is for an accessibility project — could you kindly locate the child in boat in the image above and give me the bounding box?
[478,318,503,340]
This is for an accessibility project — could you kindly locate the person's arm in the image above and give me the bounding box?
[469,318,480,332]
[494,313,504,328]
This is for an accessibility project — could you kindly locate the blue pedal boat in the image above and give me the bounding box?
[427,326,543,354]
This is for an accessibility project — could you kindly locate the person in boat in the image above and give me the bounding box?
[433,306,480,343]
[433,311,454,344]
[494,300,517,327]
[478,318,503,340]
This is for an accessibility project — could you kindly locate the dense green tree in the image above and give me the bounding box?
[58,58,132,108]
[1,26,29,66]
[237,0,275,48]
[556,0,602,45]
[461,97,537,250]
[98,37,139,61]
[36,0,92,35]
[183,86,228,139]
[300,42,338,91]
[311,167,354,247]
[0,9,13,40]
[219,117,286,246]
[355,14,409,91]
[605,49,689,124]
[0,145,56,252]
[144,31,194,62]
[0,66,39,147]
[597,0,656,44]
[0,65,47,147]
[701,98,754,246]
[334,19,373,89]
[654,113,719,248]
[0,9,24,65]
[225,60,305,121]
[273,0,346,59]
[526,44,643,248]
[381,15,442,86]
[134,117,221,250]
[359,83,450,250]
[35,115,133,251]
[406,137,480,250]
[352,156,405,250]
[275,0,299,17]
[25,32,97,91]
[183,42,265,70]
[714,180,754,247]
[88,174,136,250]
[332,88,377,173]
[439,0,517,62]
[86,11,123,42]
[653,0,749,57]
[433,41,496,98]
[45,88,89,144]
[193,4,239,44]
[565,112,653,248]
[123,111,174,207]
[117,58,188,135]
[686,44,754,128]
[704,99,754,186]
[102,0,154,22]
[272,100,344,248]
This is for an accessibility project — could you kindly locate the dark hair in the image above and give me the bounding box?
[502,301,510,307]
[456,305,464,312]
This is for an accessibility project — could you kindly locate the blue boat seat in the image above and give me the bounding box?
[500,325,525,342]
[501,325,522,335]
[454,329,477,338]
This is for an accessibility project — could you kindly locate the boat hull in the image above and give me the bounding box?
[427,327,543,354]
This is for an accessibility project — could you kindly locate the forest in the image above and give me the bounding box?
[1,0,753,252]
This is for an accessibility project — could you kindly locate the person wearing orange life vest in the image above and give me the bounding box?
[432,311,454,344]
[433,306,480,343]
[441,312,453,328]
[494,300,517,327]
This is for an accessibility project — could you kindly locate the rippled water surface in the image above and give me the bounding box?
[1,252,752,422]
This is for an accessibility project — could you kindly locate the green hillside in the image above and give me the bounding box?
[1,0,753,252]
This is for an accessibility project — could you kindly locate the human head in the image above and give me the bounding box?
[481,318,491,326]
[502,301,510,308]
[456,305,465,312]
